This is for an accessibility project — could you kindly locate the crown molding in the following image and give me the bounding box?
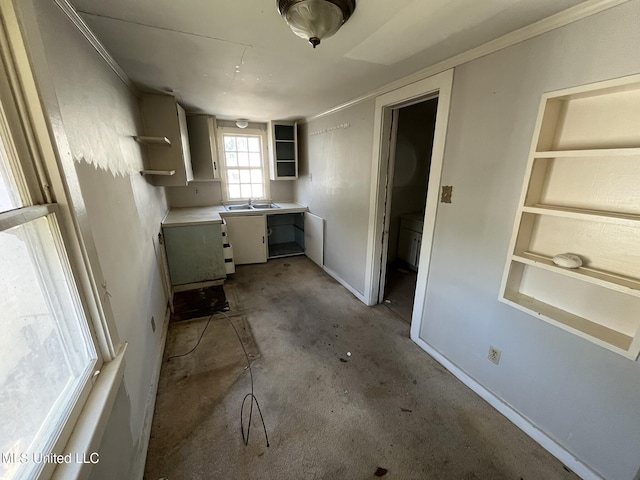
[53,0,138,94]
[304,0,631,123]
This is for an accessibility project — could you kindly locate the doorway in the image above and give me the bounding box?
[381,98,438,322]
[364,70,453,341]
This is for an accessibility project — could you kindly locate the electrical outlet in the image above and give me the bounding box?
[441,185,453,203]
[150,316,156,333]
[488,346,501,365]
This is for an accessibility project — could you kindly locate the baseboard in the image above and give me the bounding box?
[131,305,171,479]
[410,332,603,480]
[322,265,368,304]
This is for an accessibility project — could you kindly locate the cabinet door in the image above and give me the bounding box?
[304,212,324,267]
[163,224,225,285]
[225,215,267,265]
[397,227,414,265]
[187,115,219,180]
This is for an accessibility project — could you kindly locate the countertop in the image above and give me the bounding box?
[162,202,308,227]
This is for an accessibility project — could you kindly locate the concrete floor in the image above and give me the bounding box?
[145,256,578,480]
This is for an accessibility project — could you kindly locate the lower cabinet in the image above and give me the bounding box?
[224,215,267,265]
[397,213,424,270]
[163,223,226,286]
[267,213,305,259]
[224,211,324,267]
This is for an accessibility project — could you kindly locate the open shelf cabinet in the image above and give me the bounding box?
[268,121,298,180]
[267,213,305,259]
[499,74,640,359]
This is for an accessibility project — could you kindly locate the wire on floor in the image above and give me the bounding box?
[222,311,270,448]
[166,315,214,361]
[164,311,269,448]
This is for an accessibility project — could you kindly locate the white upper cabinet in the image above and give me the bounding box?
[138,94,193,186]
[268,121,298,180]
[187,115,220,181]
[500,74,640,359]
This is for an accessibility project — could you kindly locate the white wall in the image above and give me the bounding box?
[298,2,640,479]
[166,179,294,208]
[296,99,375,294]
[420,3,640,479]
[18,1,170,477]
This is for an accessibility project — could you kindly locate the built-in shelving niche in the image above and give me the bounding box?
[499,74,640,359]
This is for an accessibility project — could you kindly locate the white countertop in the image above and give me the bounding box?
[162,202,308,227]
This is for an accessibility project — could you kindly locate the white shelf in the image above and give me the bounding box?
[512,252,640,296]
[134,135,171,145]
[140,169,176,176]
[503,291,634,353]
[522,205,640,226]
[533,147,640,157]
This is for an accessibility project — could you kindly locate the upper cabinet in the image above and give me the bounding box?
[187,115,220,181]
[138,94,193,186]
[499,74,640,359]
[268,121,298,180]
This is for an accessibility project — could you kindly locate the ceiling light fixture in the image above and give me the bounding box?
[236,119,249,129]
[277,0,356,49]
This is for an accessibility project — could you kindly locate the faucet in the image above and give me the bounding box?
[248,198,254,206]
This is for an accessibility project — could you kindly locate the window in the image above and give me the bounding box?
[0,36,100,480]
[219,128,269,201]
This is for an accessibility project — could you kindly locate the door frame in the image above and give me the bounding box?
[363,70,454,335]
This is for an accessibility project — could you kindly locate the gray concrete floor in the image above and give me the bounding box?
[145,256,578,480]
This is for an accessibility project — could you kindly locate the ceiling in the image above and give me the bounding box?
[70,0,587,122]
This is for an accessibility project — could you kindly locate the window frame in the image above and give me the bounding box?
[217,125,271,202]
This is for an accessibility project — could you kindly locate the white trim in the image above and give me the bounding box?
[0,203,56,230]
[5,0,120,358]
[51,343,128,480]
[53,0,137,94]
[323,265,368,304]
[410,334,603,480]
[304,0,630,123]
[131,305,171,480]
[364,70,454,307]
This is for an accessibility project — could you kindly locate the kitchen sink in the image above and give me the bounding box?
[224,203,280,211]
[252,203,280,209]
[225,204,252,211]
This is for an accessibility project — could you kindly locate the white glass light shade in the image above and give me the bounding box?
[285,0,344,47]
[236,119,249,129]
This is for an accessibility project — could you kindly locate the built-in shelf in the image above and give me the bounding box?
[138,94,193,186]
[503,291,633,351]
[267,213,304,259]
[534,148,640,157]
[140,169,176,176]
[134,135,171,145]
[521,205,640,226]
[500,73,640,359]
[512,252,640,296]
